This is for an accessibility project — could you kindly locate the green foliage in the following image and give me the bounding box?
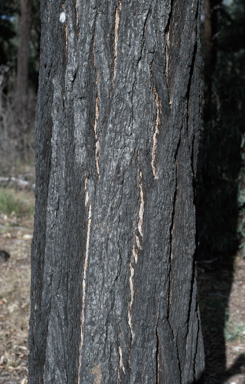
[0,189,34,217]
[224,318,245,342]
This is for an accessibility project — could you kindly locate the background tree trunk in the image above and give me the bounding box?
[15,0,31,119]
[203,0,222,125]
[28,0,205,383]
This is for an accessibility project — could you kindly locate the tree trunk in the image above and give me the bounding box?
[15,0,31,119]
[28,0,205,383]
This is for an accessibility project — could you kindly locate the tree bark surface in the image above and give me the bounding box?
[29,0,205,383]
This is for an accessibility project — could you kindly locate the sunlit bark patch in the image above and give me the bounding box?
[152,86,160,179]
[91,364,102,384]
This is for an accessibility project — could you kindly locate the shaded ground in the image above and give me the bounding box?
[0,201,245,383]
[197,253,245,384]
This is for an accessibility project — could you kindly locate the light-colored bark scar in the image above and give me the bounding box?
[59,12,66,23]
[133,244,138,264]
[94,93,100,177]
[133,170,144,263]
[61,5,68,53]
[93,44,100,177]
[138,170,144,237]
[91,364,102,384]
[113,2,121,84]
[75,0,78,28]
[119,346,126,374]
[59,9,68,53]
[78,198,92,384]
[152,86,160,179]
[85,178,89,206]
[128,262,135,343]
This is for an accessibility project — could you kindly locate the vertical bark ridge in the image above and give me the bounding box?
[78,201,91,384]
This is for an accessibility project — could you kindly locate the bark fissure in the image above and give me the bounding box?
[93,81,100,178]
[78,201,92,384]
[185,260,196,342]
[167,147,179,320]
[156,327,160,384]
[193,307,200,381]
[93,22,101,179]
[164,8,172,91]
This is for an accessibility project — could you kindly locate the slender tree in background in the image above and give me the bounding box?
[28,0,205,383]
[203,0,222,118]
[196,0,245,254]
[0,1,16,66]
[15,0,32,118]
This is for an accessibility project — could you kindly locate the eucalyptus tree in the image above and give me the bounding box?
[28,0,205,383]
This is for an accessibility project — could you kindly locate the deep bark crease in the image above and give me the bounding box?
[28,0,205,383]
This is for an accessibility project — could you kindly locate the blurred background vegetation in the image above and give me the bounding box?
[0,0,40,173]
[196,0,245,257]
[0,0,245,256]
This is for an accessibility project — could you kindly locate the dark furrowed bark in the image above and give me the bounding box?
[28,0,205,383]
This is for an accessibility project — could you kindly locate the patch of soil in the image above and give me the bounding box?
[0,213,32,384]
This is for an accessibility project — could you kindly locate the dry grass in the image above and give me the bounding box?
[0,196,33,383]
[0,189,35,218]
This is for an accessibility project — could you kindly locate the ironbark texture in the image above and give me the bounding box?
[28,0,205,383]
